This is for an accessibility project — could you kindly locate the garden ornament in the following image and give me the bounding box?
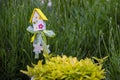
[27,8,55,59]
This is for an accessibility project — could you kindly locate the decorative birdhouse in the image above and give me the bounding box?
[29,8,48,31]
[27,8,55,59]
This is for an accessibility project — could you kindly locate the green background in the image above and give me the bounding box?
[0,0,120,79]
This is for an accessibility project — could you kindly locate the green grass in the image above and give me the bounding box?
[0,0,120,79]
